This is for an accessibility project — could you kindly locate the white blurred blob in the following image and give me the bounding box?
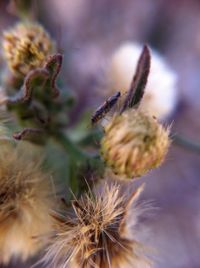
[107,42,178,121]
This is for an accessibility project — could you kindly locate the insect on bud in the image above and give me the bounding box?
[2,22,55,78]
[101,109,170,178]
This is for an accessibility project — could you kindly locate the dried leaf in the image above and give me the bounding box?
[13,128,45,144]
[44,53,63,98]
[121,45,150,113]
[6,68,49,105]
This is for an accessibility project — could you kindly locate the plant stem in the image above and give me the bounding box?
[52,131,104,196]
[172,133,200,153]
[76,130,103,146]
[53,131,89,160]
[52,131,90,194]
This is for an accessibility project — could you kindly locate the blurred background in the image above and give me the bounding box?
[1,0,200,267]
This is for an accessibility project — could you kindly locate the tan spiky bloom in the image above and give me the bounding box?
[101,109,170,178]
[42,183,151,268]
[2,22,55,77]
[0,142,54,264]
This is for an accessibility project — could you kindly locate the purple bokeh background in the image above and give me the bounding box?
[1,0,200,267]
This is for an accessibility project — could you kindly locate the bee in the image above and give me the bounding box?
[91,91,121,125]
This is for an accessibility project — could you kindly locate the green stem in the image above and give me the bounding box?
[68,158,79,195]
[52,131,89,194]
[52,131,104,196]
[172,133,200,153]
[76,129,103,146]
[53,131,89,160]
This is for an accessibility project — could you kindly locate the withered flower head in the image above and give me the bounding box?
[43,183,151,268]
[0,142,54,264]
[101,109,170,178]
[2,22,55,77]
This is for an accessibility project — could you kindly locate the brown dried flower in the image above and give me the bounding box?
[42,183,151,268]
[0,142,54,264]
[2,22,55,77]
[101,109,170,178]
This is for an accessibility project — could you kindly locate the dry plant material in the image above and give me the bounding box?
[101,109,170,178]
[121,45,150,113]
[0,143,54,263]
[3,22,55,78]
[42,183,151,268]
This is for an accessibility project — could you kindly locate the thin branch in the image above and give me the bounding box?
[172,132,200,154]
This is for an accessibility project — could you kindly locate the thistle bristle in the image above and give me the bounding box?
[42,183,152,268]
[0,142,54,264]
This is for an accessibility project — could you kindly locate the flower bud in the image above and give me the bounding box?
[101,109,170,178]
[2,22,55,78]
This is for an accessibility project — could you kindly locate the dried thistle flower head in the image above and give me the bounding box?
[106,42,177,120]
[101,109,170,178]
[2,22,55,77]
[43,183,151,268]
[0,142,54,264]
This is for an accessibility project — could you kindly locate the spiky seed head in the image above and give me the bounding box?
[101,109,170,178]
[0,142,54,264]
[42,183,151,268]
[2,22,55,78]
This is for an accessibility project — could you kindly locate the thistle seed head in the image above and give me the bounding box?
[101,109,170,178]
[2,22,55,78]
[42,183,151,268]
[0,142,54,264]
